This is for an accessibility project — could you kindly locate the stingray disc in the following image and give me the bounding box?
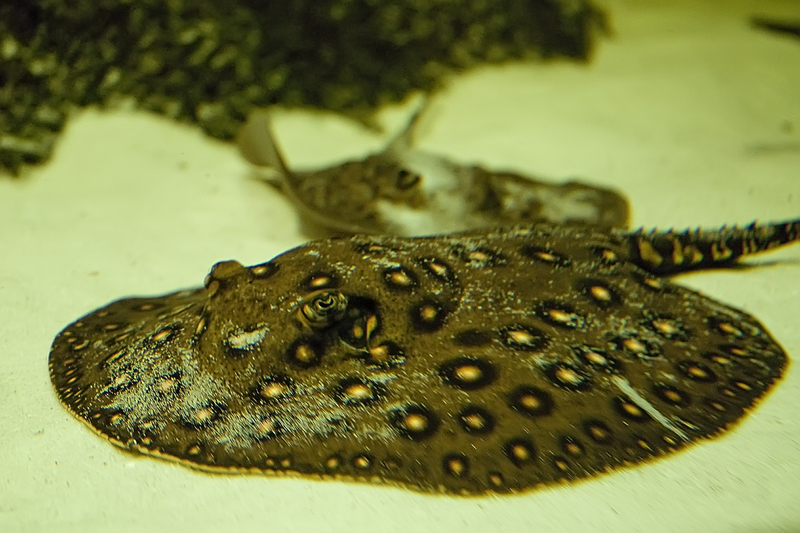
[49,221,796,494]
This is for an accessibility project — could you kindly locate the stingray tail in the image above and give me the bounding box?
[626,219,800,275]
[235,109,292,176]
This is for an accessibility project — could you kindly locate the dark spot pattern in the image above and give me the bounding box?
[653,383,691,407]
[509,386,555,418]
[611,335,662,358]
[577,278,622,308]
[457,405,496,435]
[676,360,717,383]
[382,266,418,291]
[338,297,381,348]
[409,297,448,332]
[499,324,548,351]
[544,362,592,391]
[451,244,508,267]
[301,272,340,292]
[583,419,613,444]
[251,415,284,441]
[362,340,406,368]
[47,221,795,496]
[439,357,496,390]
[611,397,651,423]
[519,244,571,267]
[644,313,689,341]
[537,302,586,329]
[286,337,325,368]
[147,325,181,348]
[250,262,279,279]
[250,374,295,405]
[417,257,455,283]
[334,377,385,405]
[504,438,537,467]
[390,405,439,441]
[182,401,226,429]
[442,453,470,478]
[559,436,585,457]
[573,345,622,374]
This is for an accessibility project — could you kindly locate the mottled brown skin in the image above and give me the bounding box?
[49,220,798,494]
[236,108,630,236]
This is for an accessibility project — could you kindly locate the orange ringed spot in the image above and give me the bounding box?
[343,383,372,401]
[519,394,541,410]
[623,338,647,353]
[403,413,429,432]
[589,285,612,301]
[585,350,607,365]
[564,442,582,456]
[653,320,679,335]
[261,382,288,399]
[718,322,742,335]
[419,305,438,321]
[510,444,531,462]
[428,263,447,276]
[310,276,332,289]
[555,367,582,385]
[488,473,504,486]
[687,366,709,379]
[152,330,172,342]
[621,402,643,417]
[508,330,535,345]
[295,344,316,363]
[589,425,609,440]
[353,456,371,469]
[446,457,467,476]
[664,389,683,403]
[454,364,482,383]
[463,413,486,430]
[548,309,573,323]
[390,271,413,286]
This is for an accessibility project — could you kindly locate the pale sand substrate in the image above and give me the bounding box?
[1,1,799,531]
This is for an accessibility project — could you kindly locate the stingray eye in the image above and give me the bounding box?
[395,169,421,190]
[299,290,348,329]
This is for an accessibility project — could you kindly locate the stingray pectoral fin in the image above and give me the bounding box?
[236,109,292,175]
[625,219,800,275]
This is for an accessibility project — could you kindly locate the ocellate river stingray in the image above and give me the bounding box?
[236,105,629,236]
[50,219,797,494]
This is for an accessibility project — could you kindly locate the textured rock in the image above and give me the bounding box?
[0,0,604,175]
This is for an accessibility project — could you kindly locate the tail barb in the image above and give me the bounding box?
[627,219,800,275]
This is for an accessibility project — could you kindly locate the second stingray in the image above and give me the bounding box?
[236,104,630,237]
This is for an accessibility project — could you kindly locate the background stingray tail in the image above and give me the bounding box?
[235,109,292,176]
[626,219,800,275]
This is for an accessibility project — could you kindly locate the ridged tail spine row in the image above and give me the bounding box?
[627,219,800,275]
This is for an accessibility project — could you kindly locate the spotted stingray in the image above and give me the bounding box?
[50,219,797,494]
[236,106,629,236]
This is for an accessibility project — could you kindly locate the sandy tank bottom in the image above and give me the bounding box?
[1,0,799,531]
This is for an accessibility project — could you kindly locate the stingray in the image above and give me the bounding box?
[49,219,797,494]
[235,106,629,236]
